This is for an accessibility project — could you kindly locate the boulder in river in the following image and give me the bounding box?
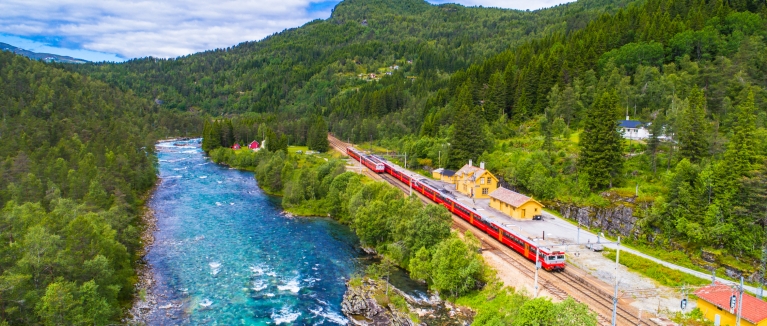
[341,278,473,326]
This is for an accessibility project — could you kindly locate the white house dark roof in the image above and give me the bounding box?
[619,120,644,128]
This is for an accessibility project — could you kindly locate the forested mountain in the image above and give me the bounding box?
[67,0,633,144]
[0,42,89,64]
[0,52,200,324]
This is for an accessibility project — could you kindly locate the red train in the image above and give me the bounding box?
[352,149,565,271]
[346,147,384,173]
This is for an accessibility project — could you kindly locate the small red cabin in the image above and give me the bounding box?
[232,143,241,150]
[249,141,260,150]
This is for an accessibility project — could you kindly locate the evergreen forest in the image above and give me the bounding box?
[0,52,200,324]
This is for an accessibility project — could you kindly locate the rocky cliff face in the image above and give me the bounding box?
[549,193,651,238]
[341,278,473,326]
[549,194,766,284]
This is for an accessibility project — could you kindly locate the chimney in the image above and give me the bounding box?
[480,162,485,170]
[468,159,472,167]
[626,115,630,120]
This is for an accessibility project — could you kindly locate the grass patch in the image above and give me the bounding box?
[284,199,331,217]
[603,248,709,287]
[349,276,363,287]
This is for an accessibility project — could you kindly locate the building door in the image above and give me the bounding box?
[522,209,526,218]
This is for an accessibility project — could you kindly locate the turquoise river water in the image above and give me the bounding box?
[145,139,368,325]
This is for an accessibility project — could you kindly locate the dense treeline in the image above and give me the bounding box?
[0,52,200,325]
[200,115,328,153]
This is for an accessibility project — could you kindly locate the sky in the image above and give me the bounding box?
[0,0,573,62]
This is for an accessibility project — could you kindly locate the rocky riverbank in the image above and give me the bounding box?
[341,278,473,326]
[125,190,161,324]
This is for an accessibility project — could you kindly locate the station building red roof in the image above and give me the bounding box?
[694,282,767,324]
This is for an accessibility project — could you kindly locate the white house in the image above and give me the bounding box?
[618,116,650,140]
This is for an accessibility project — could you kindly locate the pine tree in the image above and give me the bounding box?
[448,104,488,169]
[308,116,329,152]
[483,72,506,122]
[725,90,757,175]
[579,92,624,190]
[679,87,709,163]
[647,116,663,174]
[540,115,553,153]
[202,120,223,151]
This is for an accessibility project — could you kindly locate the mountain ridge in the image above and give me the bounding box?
[0,42,88,64]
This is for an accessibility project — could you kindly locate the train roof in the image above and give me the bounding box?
[491,220,556,254]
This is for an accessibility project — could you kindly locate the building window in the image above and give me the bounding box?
[482,188,488,195]
[480,178,485,185]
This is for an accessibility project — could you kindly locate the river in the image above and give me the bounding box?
[144,139,366,324]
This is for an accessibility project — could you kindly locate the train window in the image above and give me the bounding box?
[557,255,565,260]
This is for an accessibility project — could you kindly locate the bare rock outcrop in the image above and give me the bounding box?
[341,278,472,326]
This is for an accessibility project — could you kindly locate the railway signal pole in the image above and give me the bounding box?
[612,236,621,326]
[534,246,540,298]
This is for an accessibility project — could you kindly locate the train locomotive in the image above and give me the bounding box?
[348,147,565,272]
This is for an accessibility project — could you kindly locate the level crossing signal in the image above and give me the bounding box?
[730,294,736,310]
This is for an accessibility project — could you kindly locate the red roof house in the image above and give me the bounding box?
[694,282,767,326]
[249,141,260,150]
[232,143,241,150]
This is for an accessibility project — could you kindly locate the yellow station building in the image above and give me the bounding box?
[453,161,498,199]
[489,187,544,220]
[694,283,767,326]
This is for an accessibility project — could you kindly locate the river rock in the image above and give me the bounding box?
[341,278,472,326]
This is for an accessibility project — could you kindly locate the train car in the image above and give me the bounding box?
[347,147,384,173]
[493,223,566,271]
[366,155,385,173]
[346,147,361,161]
[370,156,566,272]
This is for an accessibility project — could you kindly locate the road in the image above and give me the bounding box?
[535,210,763,295]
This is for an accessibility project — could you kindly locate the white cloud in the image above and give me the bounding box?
[0,0,573,60]
[0,0,332,59]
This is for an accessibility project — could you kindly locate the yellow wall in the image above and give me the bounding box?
[432,171,456,184]
[697,299,757,326]
[490,198,544,219]
[432,170,443,180]
[455,171,497,199]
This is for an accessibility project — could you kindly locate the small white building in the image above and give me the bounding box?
[618,116,650,140]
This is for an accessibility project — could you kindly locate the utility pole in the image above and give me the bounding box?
[736,276,744,326]
[577,221,581,247]
[612,236,621,326]
[760,247,766,299]
[409,173,413,196]
[534,246,540,298]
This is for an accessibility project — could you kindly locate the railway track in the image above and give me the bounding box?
[327,135,652,325]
